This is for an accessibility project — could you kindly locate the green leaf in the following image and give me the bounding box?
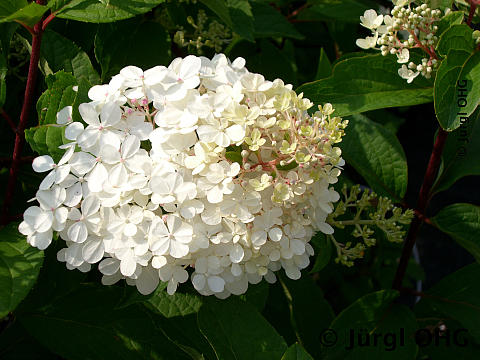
[432,203,480,263]
[435,52,480,131]
[433,108,480,193]
[434,11,464,38]
[94,19,171,81]
[55,0,165,23]
[225,150,242,164]
[297,54,433,117]
[315,48,332,80]
[0,54,7,109]
[340,114,408,200]
[279,275,334,359]
[239,279,269,311]
[147,290,203,318]
[41,30,100,85]
[298,0,378,23]
[415,263,480,342]
[36,71,77,125]
[324,289,418,359]
[198,296,288,360]
[427,0,454,11]
[200,0,254,42]
[251,1,304,40]
[19,284,191,360]
[436,24,474,57]
[0,2,48,27]
[25,125,68,161]
[0,223,44,319]
[310,233,332,273]
[281,344,314,360]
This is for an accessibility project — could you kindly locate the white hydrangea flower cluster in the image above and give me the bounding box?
[356,1,444,83]
[19,54,347,298]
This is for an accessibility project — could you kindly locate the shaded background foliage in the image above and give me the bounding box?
[0,0,480,359]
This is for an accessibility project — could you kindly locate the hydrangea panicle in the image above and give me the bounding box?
[19,54,347,297]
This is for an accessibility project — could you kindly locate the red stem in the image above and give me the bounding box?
[467,2,478,26]
[392,128,449,290]
[1,2,47,225]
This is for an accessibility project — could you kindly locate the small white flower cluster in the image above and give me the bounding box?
[19,54,346,297]
[356,1,444,83]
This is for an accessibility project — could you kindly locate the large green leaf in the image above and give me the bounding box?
[0,1,48,27]
[94,19,171,81]
[434,25,479,131]
[279,275,334,359]
[0,223,43,319]
[24,125,68,161]
[19,284,191,360]
[54,0,165,23]
[281,344,314,360]
[147,290,203,318]
[251,1,304,40]
[415,263,480,342]
[310,233,332,273]
[340,114,408,201]
[324,289,418,359]
[432,203,480,263]
[200,0,254,42]
[41,30,100,84]
[297,54,433,117]
[315,47,332,80]
[198,296,288,360]
[434,10,464,37]
[433,108,480,193]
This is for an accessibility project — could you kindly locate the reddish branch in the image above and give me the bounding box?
[0,0,49,225]
[392,129,449,290]
[467,0,479,26]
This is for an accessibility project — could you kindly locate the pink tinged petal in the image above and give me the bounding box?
[82,238,105,264]
[120,65,143,79]
[65,122,84,141]
[121,135,140,159]
[144,66,168,85]
[99,131,121,149]
[56,106,73,125]
[109,163,128,187]
[54,165,71,184]
[120,252,137,276]
[28,229,53,250]
[77,127,100,149]
[79,103,100,126]
[39,170,56,190]
[100,102,121,127]
[196,125,218,143]
[123,223,137,237]
[225,124,245,142]
[207,276,225,293]
[230,244,244,263]
[81,195,100,217]
[88,84,109,101]
[36,186,66,209]
[19,221,35,236]
[100,144,121,164]
[136,266,160,295]
[24,206,53,233]
[150,237,170,255]
[179,55,201,79]
[99,257,120,275]
[169,241,189,258]
[67,222,88,243]
[69,152,96,175]
[53,207,68,231]
[87,163,108,192]
[32,155,54,172]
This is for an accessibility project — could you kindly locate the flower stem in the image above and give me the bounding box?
[0,1,47,225]
[392,128,448,290]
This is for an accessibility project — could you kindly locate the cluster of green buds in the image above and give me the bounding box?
[173,9,231,53]
[474,30,480,45]
[356,1,446,83]
[326,184,414,266]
